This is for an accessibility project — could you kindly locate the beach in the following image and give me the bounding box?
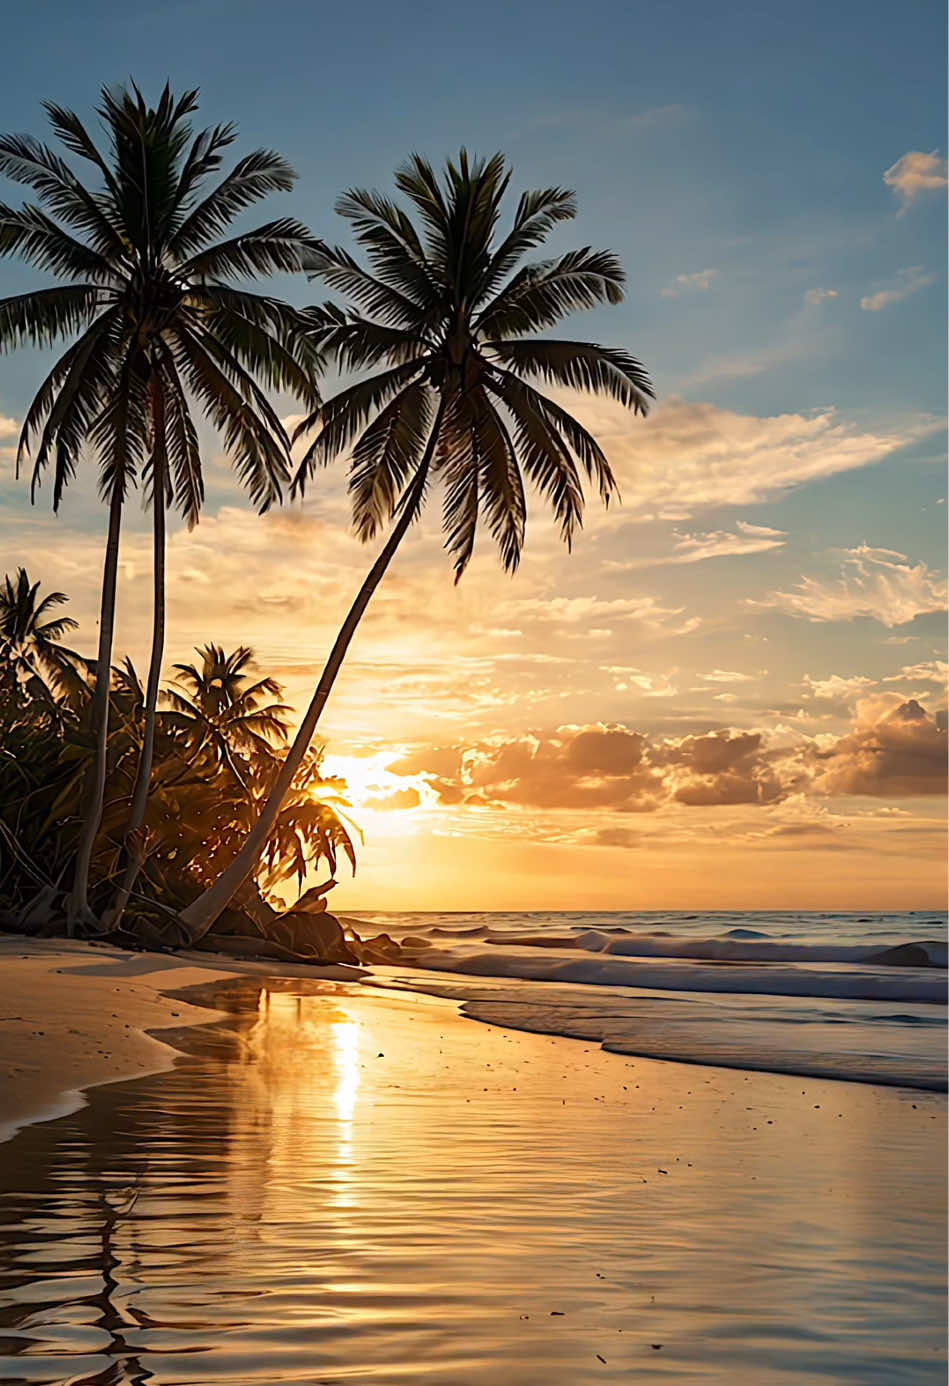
[0,934,945,1384]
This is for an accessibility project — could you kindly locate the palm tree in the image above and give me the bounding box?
[164,643,292,788]
[0,567,85,706]
[0,83,323,927]
[179,149,653,939]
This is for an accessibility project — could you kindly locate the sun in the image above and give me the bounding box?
[320,750,440,837]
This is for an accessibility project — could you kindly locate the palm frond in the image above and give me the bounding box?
[475,186,577,304]
[196,289,321,407]
[169,149,297,258]
[293,360,425,489]
[485,369,585,543]
[88,352,150,501]
[475,248,626,337]
[0,133,125,257]
[0,202,118,282]
[393,154,451,273]
[336,186,439,304]
[348,379,433,540]
[488,337,653,416]
[181,216,316,280]
[155,348,203,527]
[306,243,429,329]
[169,324,290,511]
[467,387,525,577]
[0,284,101,351]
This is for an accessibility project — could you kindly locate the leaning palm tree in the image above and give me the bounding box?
[0,83,323,926]
[179,149,653,939]
[0,566,85,705]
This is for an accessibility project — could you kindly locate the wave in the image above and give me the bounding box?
[457,999,948,1092]
[397,944,948,1004]
[465,929,949,968]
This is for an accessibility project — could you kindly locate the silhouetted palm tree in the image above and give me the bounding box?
[0,83,322,926]
[0,567,84,705]
[164,644,292,790]
[180,149,653,938]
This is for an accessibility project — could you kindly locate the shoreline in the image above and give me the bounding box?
[1,933,946,1151]
[0,934,364,1144]
[0,937,944,1383]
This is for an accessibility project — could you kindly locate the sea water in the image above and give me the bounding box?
[354,910,949,1090]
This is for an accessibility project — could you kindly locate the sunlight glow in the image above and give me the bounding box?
[321,750,441,837]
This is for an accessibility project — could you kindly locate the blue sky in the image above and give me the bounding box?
[0,0,945,907]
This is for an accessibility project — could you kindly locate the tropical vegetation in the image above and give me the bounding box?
[178,149,653,939]
[0,575,355,944]
[0,82,322,928]
[0,83,653,953]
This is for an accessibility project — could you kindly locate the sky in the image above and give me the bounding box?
[0,0,946,911]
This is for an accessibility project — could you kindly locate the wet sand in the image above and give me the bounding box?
[0,940,945,1383]
[0,936,360,1141]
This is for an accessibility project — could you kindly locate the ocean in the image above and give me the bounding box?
[352,910,949,1091]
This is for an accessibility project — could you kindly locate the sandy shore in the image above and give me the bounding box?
[0,934,361,1141]
[0,935,945,1383]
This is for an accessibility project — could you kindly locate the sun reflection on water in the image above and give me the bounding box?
[245,990,363,1211]
[331,1015,361,1204]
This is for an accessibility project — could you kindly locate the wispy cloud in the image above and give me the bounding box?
[883,660,948,688]
[860,265,935,312]
[701,669,762,685]
[883,150,948,212]
[569,395,940,521]
[661,268,718,298]
[683,337,825,387]
[753,545,948,628]
[802,673,876,701]
[608,523,787,570]
[503,593,701,636]
[804,287,839,305]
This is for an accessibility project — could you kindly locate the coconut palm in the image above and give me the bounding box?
[164,644,292,789]
[0,567,85,706]
[0,83,323,926]
[179,149,653,939]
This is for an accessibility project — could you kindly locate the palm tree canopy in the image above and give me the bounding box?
[165,643,292,774]
[0,83,325,520]
[0,566,84,698]
[294,150,653,578]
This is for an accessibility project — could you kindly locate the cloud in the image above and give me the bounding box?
[661,268,718,297]
[393,722,802,814]
[502,593,701,635]
[860,266,935,312]
[804,288,839,305]
[883,661,949,688]
[883,151,948,211]
[570,395,939,522]
[609,668,679,698]
[458,724,664,811]
[736,521,785,538]
[803,673,876,701]
[700,669,761,684]
[609,524,787,570]
[814,698,947,797]
[353,693,949,831]
[752,545,947,628]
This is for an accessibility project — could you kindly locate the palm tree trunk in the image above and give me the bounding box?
[68,483,124,931]
[178,404,445,942]
[110,389,167,927]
